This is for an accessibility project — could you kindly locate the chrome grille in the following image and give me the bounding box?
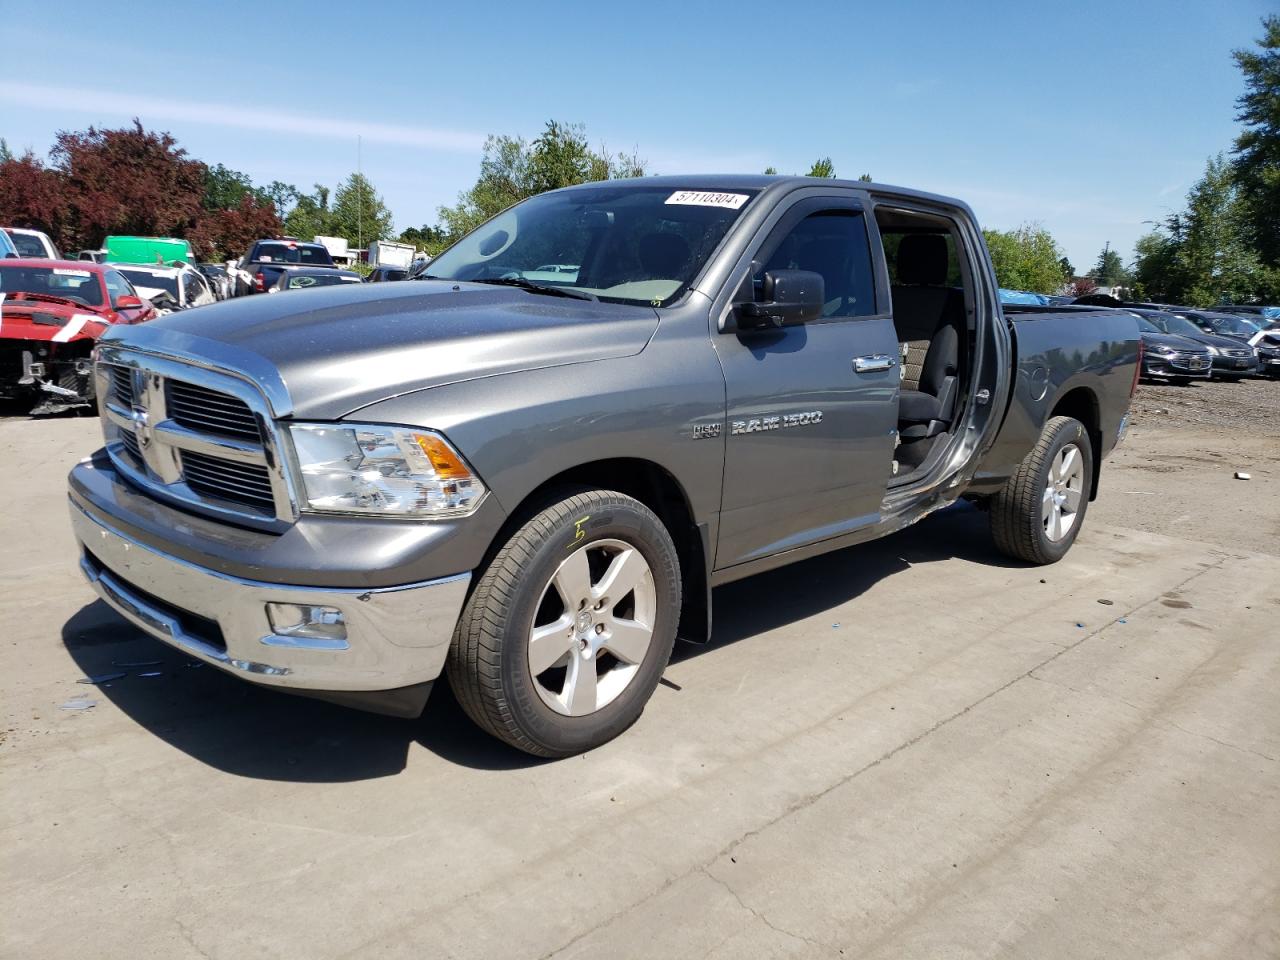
[96,350,294,530]
[110,366,135,405]
[181,450,276,510]
[166,380,261,441]
[1224,348,1252,358]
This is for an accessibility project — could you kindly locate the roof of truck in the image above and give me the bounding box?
[546,174,966,209]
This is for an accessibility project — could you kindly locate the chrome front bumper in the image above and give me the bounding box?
[70,498,470,695]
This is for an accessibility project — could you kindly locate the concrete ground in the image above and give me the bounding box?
[2,400,1277,960]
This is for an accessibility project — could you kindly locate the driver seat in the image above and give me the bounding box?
[892,234,963,439]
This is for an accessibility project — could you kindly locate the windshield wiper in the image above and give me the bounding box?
[469,276,597,301]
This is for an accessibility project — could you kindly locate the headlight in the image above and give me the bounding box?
[1153,344,1176,355]
[1206,345,1220,355]
[288,423,485,517]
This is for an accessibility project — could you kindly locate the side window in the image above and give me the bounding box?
[757,210,876,318]
[103,270,133,305]
[182,272,201,304]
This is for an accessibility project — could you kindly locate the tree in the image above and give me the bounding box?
[1066,277,1098,298]
[202,163,257,211]
[283,184,331,240]
[0,149,66,238]
[1231,15,1280,269]
[188,194,282,260]
[763,166,779,175]
[1058,256,1074,281]
[857,173,872,182]
[806,157,836,178]
[400,224,449,256]
[981,222,1068,292]
[438,120,646,241]
[328,172,393,248]
[1090,245,1129,287]
[50,120,206,250]
[0,139,12,163]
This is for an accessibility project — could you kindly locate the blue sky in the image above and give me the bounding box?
[0,0,1271,272]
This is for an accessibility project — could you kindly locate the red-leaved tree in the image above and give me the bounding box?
[0,150,67,238]
[188,195,282,260]
[1067,277,1099,298]
[51,120,206,250]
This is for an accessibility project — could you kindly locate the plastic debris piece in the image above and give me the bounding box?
[60,699,97,711]
[1118,618,1128,624]
[77,672,126,685]
[138,672,163,678]
[113,660,162,668]
[1075,623,1085,628]
[1097,599,1114,605]
[1234,472,1251,480]
[832,622,841,628]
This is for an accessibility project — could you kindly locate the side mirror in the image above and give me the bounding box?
[735,270,824,330]
[114,295,143,309]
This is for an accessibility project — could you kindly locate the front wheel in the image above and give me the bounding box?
[990,416,1094,565]
[446,489,681,757]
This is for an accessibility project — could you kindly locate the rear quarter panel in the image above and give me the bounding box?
[970,306,1138,493]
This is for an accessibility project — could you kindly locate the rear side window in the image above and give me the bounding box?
[757,210,877,318]
[881,231,964,287]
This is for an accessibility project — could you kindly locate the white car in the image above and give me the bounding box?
[3,226,60,259]
[112,262,216,313]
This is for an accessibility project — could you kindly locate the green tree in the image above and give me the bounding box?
[763,166,779,175]
[806,157,836,178]
[201,163,257,211]
[328,173,393,248]
[283,184,330,240]
[1231,15,1280,269]
[981,222,1067,293]
[437,120,646,241]
[857,173,872,182]
[1090,245,1129,287]
[0,138,12,163]
[400,224,450,256]
[1058,256,1074,281]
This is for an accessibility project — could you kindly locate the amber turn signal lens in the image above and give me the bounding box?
[414,433,474,480]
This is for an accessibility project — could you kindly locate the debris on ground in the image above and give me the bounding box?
[1234,471,1251,480]
[59,698,97,711]
[77,672,126,685]
[1098,599,1114,605]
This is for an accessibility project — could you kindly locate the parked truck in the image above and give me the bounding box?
[368,239,414,269]
[68,176,1140,757]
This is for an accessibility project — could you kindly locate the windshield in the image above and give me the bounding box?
[1136,316,1161,334]
[422,185,759,306]
[1163,315,1203,336]
[0,263,104,305]
[1207,314,1260,335]
[118,269,178,298]
[6,231,49,258]
[254,242,334,266]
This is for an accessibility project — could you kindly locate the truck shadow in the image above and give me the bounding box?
[61,501,1021,781]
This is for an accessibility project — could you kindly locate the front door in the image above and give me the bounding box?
[712,197,900,569]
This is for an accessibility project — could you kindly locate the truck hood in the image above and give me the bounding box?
[1172,330,1252,351]
[100,280,660,419]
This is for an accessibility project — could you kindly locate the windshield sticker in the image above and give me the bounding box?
[665,191,749,210]
[53,268,92,277]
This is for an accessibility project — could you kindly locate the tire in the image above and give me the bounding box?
[990,416,1094,565]
[446,489,681,757]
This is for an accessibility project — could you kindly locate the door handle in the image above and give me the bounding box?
[853,354,896,373]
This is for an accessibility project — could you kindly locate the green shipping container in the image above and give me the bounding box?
[104,236,195,266]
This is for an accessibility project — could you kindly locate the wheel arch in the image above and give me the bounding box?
[1048,386,1102,500]
[484,457,712,644]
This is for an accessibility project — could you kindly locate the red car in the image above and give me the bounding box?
[0,258,156,414]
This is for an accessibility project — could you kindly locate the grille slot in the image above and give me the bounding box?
[166,380,261,441]
[181,450,275,511]
[110,366,134,405]
[119,430,142,463]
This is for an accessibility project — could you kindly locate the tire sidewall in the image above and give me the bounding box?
[499,497,680,754]
[1033,419,1093,562]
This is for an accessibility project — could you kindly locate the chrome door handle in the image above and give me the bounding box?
[853,354,896,373]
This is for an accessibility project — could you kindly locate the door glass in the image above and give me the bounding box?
[757,211,876,318]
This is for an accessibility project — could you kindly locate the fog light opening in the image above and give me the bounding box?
[266,603,348,642]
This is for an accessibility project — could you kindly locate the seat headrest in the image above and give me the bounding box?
[896,234,948,286]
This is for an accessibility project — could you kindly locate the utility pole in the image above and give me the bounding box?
[357,135,363,253]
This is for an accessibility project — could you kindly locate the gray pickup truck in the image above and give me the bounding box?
[68,176,1139,756]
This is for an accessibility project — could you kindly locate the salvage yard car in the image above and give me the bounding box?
[1132,308,1258,379]
[68,176,1140,757]
[266,266,363,292]
[0,259,155,413]
[3,226,61,259]
[113,262,215,313]
[1133,314,1212,383]
[240,238,340,293]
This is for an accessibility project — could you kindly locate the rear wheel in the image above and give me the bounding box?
[446,489,681,757]
[990,416,1094,565]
